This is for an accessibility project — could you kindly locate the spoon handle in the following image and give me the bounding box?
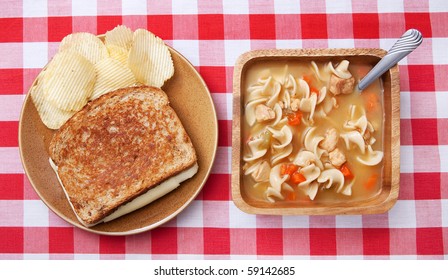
[357,29,423,91]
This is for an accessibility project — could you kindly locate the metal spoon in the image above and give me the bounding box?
[357,29,423,91]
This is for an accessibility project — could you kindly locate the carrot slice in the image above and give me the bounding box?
[364,174,378,190]
[280,163,298,177]
[302,75,313,86]
[310,86,319,97]
[290,171,306,184]
[280,164,287,175]
[340,163,354,180]
[287,111,302,126]
[287,164,298,176]
[303,75,320,97]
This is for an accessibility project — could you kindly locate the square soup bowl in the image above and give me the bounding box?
[232,49,400,215]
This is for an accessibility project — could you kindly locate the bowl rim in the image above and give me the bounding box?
[231,48,400,215]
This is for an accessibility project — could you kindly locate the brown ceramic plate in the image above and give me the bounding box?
[19,42,218,235]
[232,49,400,215]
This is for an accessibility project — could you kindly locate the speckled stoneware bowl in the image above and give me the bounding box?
[232,48,400,215]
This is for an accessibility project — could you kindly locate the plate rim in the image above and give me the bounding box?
[18,41,218,236]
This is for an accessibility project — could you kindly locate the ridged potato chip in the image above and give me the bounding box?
[31,72,76,130]
[91,57,136,100]
[31,25,177,130]
[105,25,134,50]
[43,50,96,111]
[59,32,109,64]
[107,44,129,66]
[128,29,174,88]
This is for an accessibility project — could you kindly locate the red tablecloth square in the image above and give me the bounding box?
[411,119,439,145]
[362,228,390,255]
[300,14,327,39]
[416,227,444,255]
[49,227,74,254]
[147,15,174,40]
[0,18,23,43]
[353,13,380,39]
[48,16,73,42]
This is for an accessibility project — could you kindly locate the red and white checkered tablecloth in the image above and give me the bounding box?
[0,0,447,260]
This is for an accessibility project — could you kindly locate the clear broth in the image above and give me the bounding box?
[242,60,384,203]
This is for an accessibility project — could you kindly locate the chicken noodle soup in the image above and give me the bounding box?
[242,60,384,203]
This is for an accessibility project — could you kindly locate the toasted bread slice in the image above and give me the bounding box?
[49,86,197,226]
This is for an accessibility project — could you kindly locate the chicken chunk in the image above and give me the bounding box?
[255,104,275,122]
[329,75,355,95]
[329,148,346,168]
[251,161,271,182]
[290,98,300,111]
[319,128,339,152]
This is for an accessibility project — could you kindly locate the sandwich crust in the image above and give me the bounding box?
[49,86,197,225]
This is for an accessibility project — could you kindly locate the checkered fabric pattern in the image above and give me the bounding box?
[0,0,447,260]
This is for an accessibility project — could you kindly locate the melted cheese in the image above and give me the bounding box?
[49,158,198,227]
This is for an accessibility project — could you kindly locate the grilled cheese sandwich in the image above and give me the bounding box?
[49,86,198,227]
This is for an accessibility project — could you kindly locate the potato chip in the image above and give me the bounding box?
[91,57,136,100]
[30,72,76,129]
[128,29,174,88]
[105,25,134,50]
[43,50,96,111]
[106,44,129,66]
[59,32,109,64]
